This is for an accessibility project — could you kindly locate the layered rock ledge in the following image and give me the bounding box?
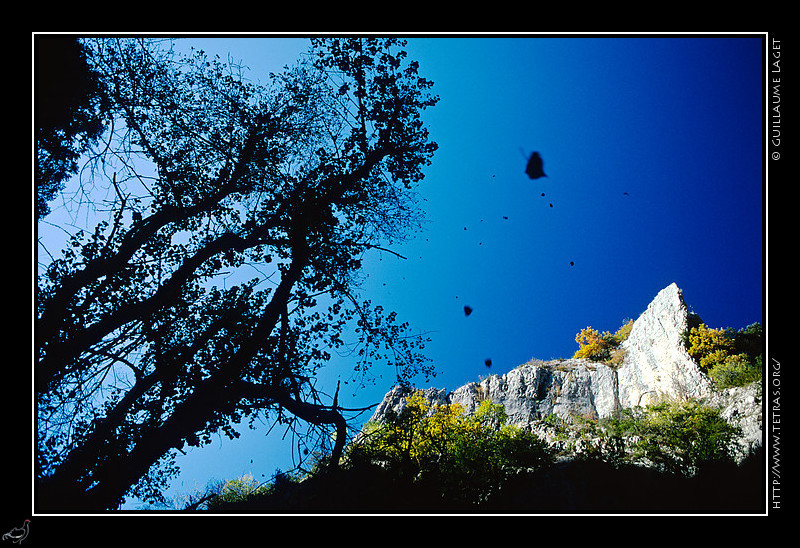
[370,283,762,458]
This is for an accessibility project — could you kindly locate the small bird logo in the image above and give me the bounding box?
[2,520,29,544]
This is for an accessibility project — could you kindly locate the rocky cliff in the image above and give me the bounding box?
[370,283,762,459]
[617,283,711,408]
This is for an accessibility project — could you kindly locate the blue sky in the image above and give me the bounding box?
[73,35,764,508]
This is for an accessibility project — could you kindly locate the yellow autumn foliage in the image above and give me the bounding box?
[686,323,734,371]
[573,319,633,364]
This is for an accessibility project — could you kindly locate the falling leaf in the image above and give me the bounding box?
[524,151,547,179]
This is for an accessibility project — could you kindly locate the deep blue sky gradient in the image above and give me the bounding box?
[101,35,764,507]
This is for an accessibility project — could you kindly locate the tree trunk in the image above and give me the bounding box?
[37,249,307,512]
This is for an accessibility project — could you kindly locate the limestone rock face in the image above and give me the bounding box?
[368,283,758,457]
[370,359,621,425]
[449,359,620,422]
[701,382,763,458]
[616,282,712,408]
[370,385,449,420]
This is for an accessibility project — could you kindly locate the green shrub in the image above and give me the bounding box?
[201,469,303,510]
[596,401,744,476]
[348,391,552,505]
[686,321,763,388]
[708,353,763,388]
[626,401,741,476]
[208,473,269,507]
[612,319,634,343]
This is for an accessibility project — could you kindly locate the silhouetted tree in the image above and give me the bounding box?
[36,37,438,511]
[35,36,111,219]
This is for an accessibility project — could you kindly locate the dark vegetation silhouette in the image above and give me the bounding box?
[203,402,764,514]
[35,37,438,511]
[483,447,765,514]
[205,449,764,514]
[35,37,111,220]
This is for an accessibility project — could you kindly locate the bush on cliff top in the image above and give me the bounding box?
[573,319,633,365]
[346,391,553,505]
[685,322,763,388]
